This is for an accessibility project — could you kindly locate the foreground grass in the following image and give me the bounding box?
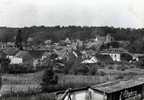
[1,71,44,97]
[0,69,139,97]
[2,71,44,85]
[1,92,56,100]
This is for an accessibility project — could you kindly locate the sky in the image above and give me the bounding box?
[0,0,144,28]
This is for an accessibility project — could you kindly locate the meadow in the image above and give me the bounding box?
[1,93,56,100]
[0,68,141,99]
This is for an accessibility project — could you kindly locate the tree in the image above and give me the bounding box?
[0,52,10,73]
[42,68,57,85]
[41,57,58,91]
[88,64,98,75]
[0,28,15,42]
[15,29,23,50]
[41,67,58,92]
[77,64,89,75]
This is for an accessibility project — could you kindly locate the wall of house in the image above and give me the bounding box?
[89,88,106,100]
[109,53,120,62]
[57,89,105,100]
[107,85,143,100]
[58,90,88,100]
[7,56,23,64]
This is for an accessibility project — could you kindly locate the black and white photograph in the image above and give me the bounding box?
[0,0,144,100]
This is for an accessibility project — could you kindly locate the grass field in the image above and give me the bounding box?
[2,71,44,85]
[1,71,44,96]
[1,92,56,100]
[1,71,111,96]
[1,68,142,98]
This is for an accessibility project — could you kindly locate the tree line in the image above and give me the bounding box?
[1,26,144,53]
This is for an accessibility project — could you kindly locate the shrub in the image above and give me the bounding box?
[117,65,126,71]
[88,65,98,75]
[7,64,34,74]
[115,75,124,79]
[74,64,89,75]
[41,68,58,92]
[108,66,114,69]
[98,71,106,76]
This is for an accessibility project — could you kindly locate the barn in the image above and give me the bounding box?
[56,77,144,100]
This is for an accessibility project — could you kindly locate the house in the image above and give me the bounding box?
[0,42,15,49]
[104,34,114,44]
[132,54,144,62]
[86,41,101,50]
[44,39,52,45]
[33,59,41,69]
[90,78,144,100]
[41,51,51,60]
[27,37,34,43]
[15,50,33,65]
[7,56,23,64]
[56,87,89,100]
[0,42,7,49]
[120,53,133,62]
[100,48,128,62]
[4,48,19,64]
[93,35,105,43]
[14,50,44,67]
[93,34,114,44]
[6,42,15,47]
[3,47,18,56]
[81,50,96,60]
[81,57,98,64]
[65,38,71,44]
[86,36,104,50]
[76,39,83,48]
[53,47,71,61]
[81,50,113,63]
[117,41,130,48]
[96,54,113,63]
[56,77,144,100]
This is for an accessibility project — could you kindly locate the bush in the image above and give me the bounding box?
[98,71,106,76]
[108,66,114,69]
[88,65,98,75]
[74,64,89,75]
[0,58,10,73]
[117,65,126,71]
[97,62,105,68]
[115,75,124,80]
[7,64,34,74]
[41,68,58,92]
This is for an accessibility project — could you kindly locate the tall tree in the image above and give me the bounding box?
[0,52,10,73]
[15,29,23,50]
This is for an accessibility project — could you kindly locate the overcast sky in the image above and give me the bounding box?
[0,0,144,28]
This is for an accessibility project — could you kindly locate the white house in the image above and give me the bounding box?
[109,53,120,62]
[7,56,23,64]
[100,48,128,62]
[81,57,98,64]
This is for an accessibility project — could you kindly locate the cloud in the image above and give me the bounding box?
[0,0,143,28]
[130,0,144,28]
